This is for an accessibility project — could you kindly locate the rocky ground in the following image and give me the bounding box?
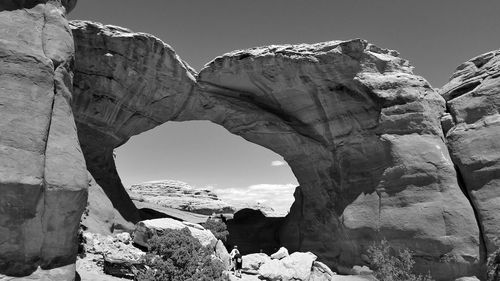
[76,217,380,281]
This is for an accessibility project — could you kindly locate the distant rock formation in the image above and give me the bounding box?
[127,179,278,216]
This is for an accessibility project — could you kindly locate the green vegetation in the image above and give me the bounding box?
[135,228,224,281]
[203,218,229,242]
[367,239,434,281]
[487,248,500,281]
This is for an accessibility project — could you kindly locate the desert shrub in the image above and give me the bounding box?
[203,218,229,242]
[135,228,224,281]
[367,239,434,281]
[487,248,500,281]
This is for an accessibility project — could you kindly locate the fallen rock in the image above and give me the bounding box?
[103,253,142,279]
[133,218,217,249]
[259,252,317,281]
[271,247,290,260]
[308,261,337,281]
[242,253,272,271]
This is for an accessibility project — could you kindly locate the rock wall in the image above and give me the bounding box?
[69,21,488,280]
[0,1,87,278]
[440,50,500,259]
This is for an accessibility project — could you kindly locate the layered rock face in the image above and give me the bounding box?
[128,180,234,215]
[0,0,87,278]
[440,50,500,258]
[70,21,485,280]
[128,179,277,216]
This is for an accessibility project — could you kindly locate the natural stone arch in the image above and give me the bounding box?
[71,21,483,280]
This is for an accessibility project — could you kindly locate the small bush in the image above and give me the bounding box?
[135,228,224,281]
[367,239,434,281]
[203,218,229,242]
[487,248,500,281]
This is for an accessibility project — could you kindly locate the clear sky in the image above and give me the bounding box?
[69,1,500,213]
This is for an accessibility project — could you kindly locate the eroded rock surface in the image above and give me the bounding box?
[128,179,277,216]
[71,20,197,223]
[441,50,500,257]
[69,20,484,280]
[0,1,87,278]
[189,41,482,280]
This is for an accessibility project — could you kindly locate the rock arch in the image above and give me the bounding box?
[70,21,483,280]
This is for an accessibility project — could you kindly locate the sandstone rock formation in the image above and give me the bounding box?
[70,20,198,223]
[133,218,217,249]
[0,1,87,278]
[69,20,486,280]
[128,179,278,216]
[440,50,500,259]
[80,173,134,234]
[259,251,318,281]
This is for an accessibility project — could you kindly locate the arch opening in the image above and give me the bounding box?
[115,120,298,217]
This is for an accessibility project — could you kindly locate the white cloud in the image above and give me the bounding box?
[215,183,298,216]
[271,160,286,167]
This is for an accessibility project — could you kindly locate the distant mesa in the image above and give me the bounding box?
[127,179,281,217]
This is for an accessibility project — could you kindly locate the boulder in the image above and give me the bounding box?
[259,252,317,281]
[0,1,87,277]
[440,49,500,257]
[308,261,337,281]
[133,218,217,249]
[271,247,290,260]
[242,253,272,271]
[103,253,142,279]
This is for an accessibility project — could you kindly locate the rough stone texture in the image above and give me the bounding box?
[259,252,317,281]
[216,240,232,270]
[308,261,337,281]
[69,21,484,280]
[242,253,271,271]
[128,179,278,216]
[132,218,217,249]
[81,173,134,235]
[271,247,290,260]
[70,20,198,224]
[0,1,87,278]
[440,50,500,259]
